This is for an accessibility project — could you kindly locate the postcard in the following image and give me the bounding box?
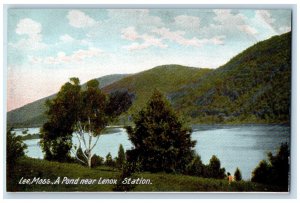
[6,8,292,193]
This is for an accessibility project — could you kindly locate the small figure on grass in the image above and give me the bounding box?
[227,172,234,184]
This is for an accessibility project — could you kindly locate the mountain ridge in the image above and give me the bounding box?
[7,32,291,127]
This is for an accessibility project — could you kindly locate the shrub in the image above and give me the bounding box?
[7,130,27,168]
[105,152,115,167]
[7,130,27,189]
[251,160,271,184]
[251,143,289,190]
[116,144,126,169]
[205,155,226,179]
[91,154,104,167]
[234,167,242,181]
[186,154,205,177]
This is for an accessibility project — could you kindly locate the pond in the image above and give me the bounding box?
[12,124,290,180]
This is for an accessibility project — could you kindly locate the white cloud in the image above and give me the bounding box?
[209,36,226,45]
[121,27,139,41]
[123,42,150,51]
[278,26,291,33]
[30,47,104,65]
[59,34,75,43]
[67,10,97,28]
[174,15,201,30]
[211,9,258,37]
[12,18,47,51]
[239,25,258,36]
[107,9,164,27]
[122,26,225,50]
[152,28,198,46]
[58,34,93,47]
[152,27,225,47]
[121,27,167,51]
[16,18,42,36]
[254,10,289,35]
[255,10,275,25]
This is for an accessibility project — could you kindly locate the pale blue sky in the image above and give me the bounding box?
[7,9,291,111]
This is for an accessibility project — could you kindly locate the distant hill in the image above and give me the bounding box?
[102,65,212,113]
[103,32,291,124]
[7,32,291,127]
[7,74,130,127]
[170,32,291,123]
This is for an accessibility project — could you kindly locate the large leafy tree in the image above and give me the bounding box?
[126,89,196,173]
[41,78,132,167]
[40,78,81,162]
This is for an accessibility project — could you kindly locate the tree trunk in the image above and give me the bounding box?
[88,152,92,168]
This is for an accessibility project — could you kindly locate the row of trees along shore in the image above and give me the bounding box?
[7,78,289,191]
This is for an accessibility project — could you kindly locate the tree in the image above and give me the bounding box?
[126,89,196,173]
[186,153,205,177]
[251,160,271,184]
[206,155,226,179]
[7,130,27,169]
[71,79,109,168]
[40,78,81,162]
[105,152,114,167]
[268,142,289,188]
[41,78,132,167]
[251,143,289,190]
[106,91,134,118]
[234,167,242,181]
[7,130,27,190]
[116,144,126,169]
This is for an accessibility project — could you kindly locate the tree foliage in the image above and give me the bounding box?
[116,144,126,169]
[126,89,196,173]
[105,152,114,167]
[251,143,289,189]
[41,78,132,166]
[91,154,104,167]
[7,130,27,190]
[7,130,27,168]
[40,78,80,162]
[171,32,291,123]
[185,154,205,177]
[234,167,242,181]
[205,155,226,179]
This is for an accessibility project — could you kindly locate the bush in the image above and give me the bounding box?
[251,143,289,190]
[205,155,226,179]
[251,160,271,184]
[7,130,27,190]
[105,152,115,167]
[185,154,205,177]
[91,154,104,167]
[113,162,137,191]
[234,167,242,181]
[7,130,27,168]
[116,144,126,169]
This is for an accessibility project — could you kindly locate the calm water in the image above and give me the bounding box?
[12,124,290,180]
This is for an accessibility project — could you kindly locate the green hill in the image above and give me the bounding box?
[7,74,130,127]
[170,32,291,123]
[102,65,212,113]
[7,32,291,127]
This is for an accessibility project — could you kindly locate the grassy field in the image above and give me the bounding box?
[7,157,283,192]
